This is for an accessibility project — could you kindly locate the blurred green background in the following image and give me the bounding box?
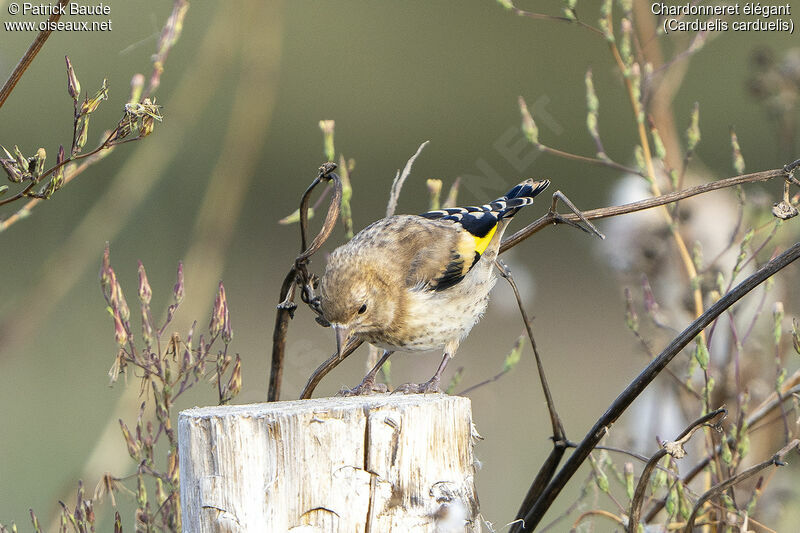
[1,0,798,530]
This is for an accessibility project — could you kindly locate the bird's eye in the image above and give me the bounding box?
[358,303,367,314]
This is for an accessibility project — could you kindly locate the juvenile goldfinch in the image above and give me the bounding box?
[319,178,550,394]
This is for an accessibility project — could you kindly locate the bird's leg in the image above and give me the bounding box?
[426,350,452,391]
[395,340,458,394]
[339,350,393,396]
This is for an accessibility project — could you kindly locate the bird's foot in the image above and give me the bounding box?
[393,377,442,394]
[338,377,388,396]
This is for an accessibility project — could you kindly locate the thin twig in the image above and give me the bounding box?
[495,260,570,533]
[0,0,69,109]
[500,166,792,254]
[1,0,186,231]
[457,361,513,395]
[298,171,343,263]
[0,127,119,209]
[572,509,626,529]
[386,141,429,217]
[503,2,605,37]
[536,143,643,176]
[269,269,298,403]
[0,155,95,231]
[300,338,364,400]
[495,260,565,441]
[643,377,800,522]
[549,190,604,239]
[142,0,189,99]
[516,242,800,531]
[537,471,595,532]
[683,440,799,531]
[627,408,727,532]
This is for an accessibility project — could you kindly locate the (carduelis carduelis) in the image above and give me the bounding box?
[319,178,550,394]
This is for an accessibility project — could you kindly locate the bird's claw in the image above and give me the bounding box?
[338,378,388,396]
[393,377,442,394]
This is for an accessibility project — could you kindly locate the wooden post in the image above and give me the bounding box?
[179,394,480,532]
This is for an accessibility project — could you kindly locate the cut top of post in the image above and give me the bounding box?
[179,394,480,532]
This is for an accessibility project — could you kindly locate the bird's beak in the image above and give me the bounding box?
[333,324,352,357]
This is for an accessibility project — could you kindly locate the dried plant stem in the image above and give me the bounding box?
[606,22,707,345]
[500,166,791,253]
[0,0,69,109]
[503,2,604,37]
[0,0,204,368]
[535,143,642,176]
[0,156,95,231]
[627,408,727,532]
[515,242,800,531]
[632,0,687,170]
[386,141,429,217]
[643,375,800,522]
[270,271,297,403]
[494,260,570,530]
[495,260,564,440]
[684,440,800,531]
[0,128,119,210]
[456,365,510,395]
[269,164,342,402]
[1,0,190,231]
[571,509,626,529]
[299,338,364,400]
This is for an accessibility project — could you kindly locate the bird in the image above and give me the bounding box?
[318,178,550,394]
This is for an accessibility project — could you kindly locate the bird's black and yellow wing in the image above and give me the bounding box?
[411,178,550,290]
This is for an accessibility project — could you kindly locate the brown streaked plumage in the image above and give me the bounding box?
[319,178,550,394]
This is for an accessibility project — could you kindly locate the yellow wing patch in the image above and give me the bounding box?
[430,220,499,291]
[472,223,498,255]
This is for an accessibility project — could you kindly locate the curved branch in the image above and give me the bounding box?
[299,338,363,400]
[684,439,799,531]
[517,241,800,531]
[627,408,727,532]
[268,163,342,402]
[643,378,800,521]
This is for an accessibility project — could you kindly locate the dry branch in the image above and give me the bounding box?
[500,166,793,253]
[684,440,800,531]
[0,0,69,109]
[269,163,342,401]
[514,241,800,531]
[627,408,727,532]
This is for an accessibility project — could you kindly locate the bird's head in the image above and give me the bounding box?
[319,253,397,356]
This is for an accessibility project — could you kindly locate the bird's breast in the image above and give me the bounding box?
[361,261,496,353]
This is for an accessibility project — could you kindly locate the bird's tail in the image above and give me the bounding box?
[419,178,550,242]
[421,178,550,222]
[492,178,550,219]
